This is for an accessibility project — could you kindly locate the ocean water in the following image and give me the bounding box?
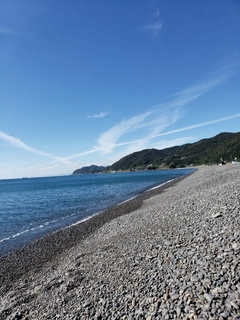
[0,169,194,256]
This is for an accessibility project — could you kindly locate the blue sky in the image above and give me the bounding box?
[0,0,240,179]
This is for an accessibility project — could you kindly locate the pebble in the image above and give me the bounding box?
[0,165,240,319]
[204,293,213,304]
[211,212,222,218]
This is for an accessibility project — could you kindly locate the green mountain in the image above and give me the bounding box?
[72,165,108,174]
[109,132,240,170]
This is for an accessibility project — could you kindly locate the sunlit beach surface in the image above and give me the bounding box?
[0,164,239,319]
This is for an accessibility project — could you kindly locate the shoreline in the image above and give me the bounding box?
[0,173,190,288]
[0,169,193,258]
[1,165,239,319]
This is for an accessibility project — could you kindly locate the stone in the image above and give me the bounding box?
[1,165,240,319]
[204,293,213,304]
[211,213,222,218]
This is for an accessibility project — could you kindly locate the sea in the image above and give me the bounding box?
[0,169,194,257]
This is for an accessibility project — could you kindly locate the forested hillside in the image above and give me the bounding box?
[109,132,240,170]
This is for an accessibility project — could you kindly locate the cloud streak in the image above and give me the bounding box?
[161,69,236,111]
[0,27,17,35]
[94,66,237,152]
[96,111,154,153]
[0,131,53,157]
[65,110,240,162]
[151,113,240,139]
[143,21,163,37]
[143,5,163,37]
[62,65,239,162]
[153,8,160,17]
[93,112,240,162]
[87,112,109,119]
[1,65,238,172]
[0,131,70,165]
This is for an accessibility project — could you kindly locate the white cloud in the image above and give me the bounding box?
[96,111,154,153]
[41,164,60,170]
[95,66,237,154]
[2,64,237,176]
[94,111,240,166]
[153,8,160,17]
[151,113,240,139]
[87,112,109,119]
[63,64,239,162]
[0,27,17,35]
[0,131,70,165]
[65,147,101,161]
[109,112,240,154]
[0,131,53,157]
[64,111,157,161]
[151,137,195,150]
[143,21,163,37]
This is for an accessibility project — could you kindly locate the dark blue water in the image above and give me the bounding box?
[0,169,194,256]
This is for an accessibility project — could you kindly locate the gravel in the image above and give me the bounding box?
[0,165,239,319]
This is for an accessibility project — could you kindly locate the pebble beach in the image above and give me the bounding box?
[0,165,239,319]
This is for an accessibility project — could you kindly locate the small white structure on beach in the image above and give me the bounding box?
[232,157,238,164]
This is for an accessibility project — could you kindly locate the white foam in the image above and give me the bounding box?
[116,195,138,205]
[66,179,177,229]
[0,213,79,244]
[66,211,103,227]
[0,229,30,243]
[0,176,185,245]
[147,178,175,191]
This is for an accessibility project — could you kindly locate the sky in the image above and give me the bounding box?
[0,0,240,179]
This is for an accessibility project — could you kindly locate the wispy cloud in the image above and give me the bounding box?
[99,107,182,153]
[64,112,154,160]
[65,64,239,161]
[153,8,160,17]
[65,147,101,161]
[151,113,240,139]
[90,112,240,166]
[151,64,239,115]
[169,73,233,104]
[142,21,163,37]
[0,131,53,157]
[151,137,195,149]
[96,111,154,153]
[87,112,109,119]
[2,65,238,173]
[0,27,18,35]
[96,67,237,152]
[143,5,162,37]
[0,131,70,164]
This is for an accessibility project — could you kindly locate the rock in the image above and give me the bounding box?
[83,300,91,308]
[232,243,240,250]
[211,212,222,218]
[204,293,213,304]
[171,294,179,301]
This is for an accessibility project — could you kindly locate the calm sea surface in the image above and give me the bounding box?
[0,169,194,256]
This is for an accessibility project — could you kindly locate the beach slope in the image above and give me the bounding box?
[0,165,240,319]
